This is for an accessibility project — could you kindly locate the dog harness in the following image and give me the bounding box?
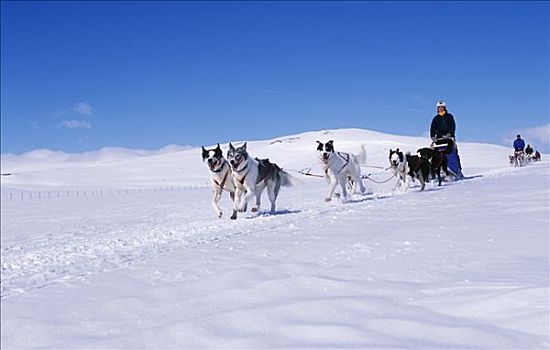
[332,152,351,175]
[212,161,231,190]
[234,163,250,186]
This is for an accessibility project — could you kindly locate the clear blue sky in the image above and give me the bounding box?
[1,1,549,154]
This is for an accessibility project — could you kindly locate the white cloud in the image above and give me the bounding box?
[59,120,92,129]
[518,124,550,146]
[71,102,94,115]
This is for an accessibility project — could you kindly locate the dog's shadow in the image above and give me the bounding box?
[437,174,484,185]
[249,209,302,218]
[347,192,393,203]
[462,174,483,180]
[421,186,446,192]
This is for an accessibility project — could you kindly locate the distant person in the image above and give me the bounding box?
[534,150,541,161]
[513,134,525,152]
[525,144,533,155]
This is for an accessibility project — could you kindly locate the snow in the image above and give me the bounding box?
[1,128,549,348]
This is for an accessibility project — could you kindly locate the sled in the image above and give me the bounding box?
[433,138,464,180]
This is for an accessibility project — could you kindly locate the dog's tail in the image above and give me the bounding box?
[280,170,301,187]
[357,144,367,167]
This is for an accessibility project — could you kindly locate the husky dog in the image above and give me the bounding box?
[226,142,294,219]
[417,147,449,186]
[202,144,236,219]
[316,140,366,202]
[513,150,526,167]
[389,148,430,191]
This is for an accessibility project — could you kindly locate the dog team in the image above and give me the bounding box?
[203,140,452,219]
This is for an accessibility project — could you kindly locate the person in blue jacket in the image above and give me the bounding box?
[513,134,525,152]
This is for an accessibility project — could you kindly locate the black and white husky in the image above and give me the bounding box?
[389,148,430,191]
[226,142,294,219]
[316,140,366,202]
[202,144,236,219]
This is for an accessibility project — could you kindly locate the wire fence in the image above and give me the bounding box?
[0,185,208,203]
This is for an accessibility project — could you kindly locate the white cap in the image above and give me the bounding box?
[436,101,446,108]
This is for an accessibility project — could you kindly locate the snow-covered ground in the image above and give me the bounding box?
[1,128,549,349]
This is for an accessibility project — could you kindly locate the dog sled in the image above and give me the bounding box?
[432,137,464,180]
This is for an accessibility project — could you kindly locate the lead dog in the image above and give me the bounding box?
[202,144,237,219]
[389,148,430,191]
[316,140,366,202]
[226,142,294,219]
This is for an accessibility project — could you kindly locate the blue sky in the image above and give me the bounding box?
[1,1,549,154]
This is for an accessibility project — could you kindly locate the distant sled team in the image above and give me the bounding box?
[509,135,542,167]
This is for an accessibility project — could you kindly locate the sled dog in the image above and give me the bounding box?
[226,142,294,219]
[389,148,430,191]
[202,144,236,219]
[316,140,366,202]
[417,147,449,186]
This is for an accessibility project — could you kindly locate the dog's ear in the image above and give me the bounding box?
[396,148,399,153]
[316,141,323,151]
[327,140,334,145]
[201,146,208,160]
[214,143,222,157]
[242,142,247,151]
[229,142,234,150]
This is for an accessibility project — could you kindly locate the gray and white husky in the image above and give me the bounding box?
[226,142,294,219]
[316,140,366,202]
[202,144,236,219]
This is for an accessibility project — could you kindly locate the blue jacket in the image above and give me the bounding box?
[513,139,525,151]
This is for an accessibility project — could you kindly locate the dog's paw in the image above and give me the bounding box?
[251,207,258,213]
[324,197,332,202]
[230,211,237,220]
[217,212,223,218]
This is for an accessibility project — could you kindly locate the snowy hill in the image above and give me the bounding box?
[1,128,549,349]
[1,128,516,191]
